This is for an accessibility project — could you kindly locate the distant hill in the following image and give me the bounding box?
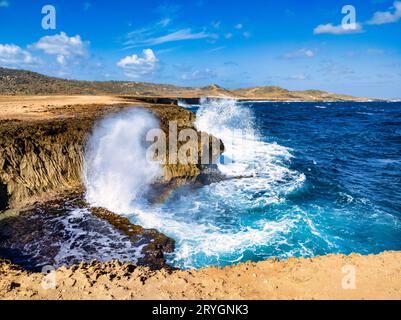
[0,67,369,101]
[0,68,190,96]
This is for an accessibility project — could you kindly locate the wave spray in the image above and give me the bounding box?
[84,108,162,213]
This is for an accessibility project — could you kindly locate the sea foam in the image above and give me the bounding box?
[84,108,162,214]
[83,100,306,269]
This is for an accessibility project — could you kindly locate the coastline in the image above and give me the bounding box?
[0,95,400,300]
[1,251,401,300]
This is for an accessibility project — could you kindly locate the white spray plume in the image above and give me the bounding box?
[84,108,162,214]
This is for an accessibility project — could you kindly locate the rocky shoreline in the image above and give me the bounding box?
[0,98,222,210]
[0,96,225,273]
[1,251,401,300]
[0,95,400,300]
[0,192,176,271]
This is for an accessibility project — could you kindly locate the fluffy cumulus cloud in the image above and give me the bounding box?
[0,44,36,66]
[117,49,158,78]
[282,48,316,59]
[368,1,401,25]
[313,23,363,35]
[29,32,89,65]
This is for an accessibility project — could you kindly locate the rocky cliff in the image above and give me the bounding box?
[0,119,87,210]
[0,103,221,211]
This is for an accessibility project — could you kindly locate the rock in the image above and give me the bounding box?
[90,207,175,270]
[0,103,223,211]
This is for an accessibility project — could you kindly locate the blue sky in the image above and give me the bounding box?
[0,0,401,98]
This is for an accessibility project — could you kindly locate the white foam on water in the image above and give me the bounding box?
[84,108,162,214]
[195,98,303,185]
[132,99,306,268]
[53,208,145,267]
[83,100,309,269]
[20,208,145,269]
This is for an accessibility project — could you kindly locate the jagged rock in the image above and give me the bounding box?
[0,195,176,270]
[0,104,223,210]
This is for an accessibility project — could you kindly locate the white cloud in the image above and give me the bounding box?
[126,19,171,41]
[206,46,225,53]
[243,31,252,38]
[235,24,243,30]
[283,48,316,59]
[319,61,355,76]
[225,33,233,39]
[368,1,401,25]
[125,28,212,48]
[313,23,363,35]
[57,55,66,65]
[149,29,210,44]
[159,18,171,27]
[0,44,36,66]
[29,32,89,64]
[0,1,9,8]
[286,74,309,81]
[181,68,217,81]
[117,49,158,78]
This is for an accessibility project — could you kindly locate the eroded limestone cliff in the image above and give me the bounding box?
[0,103,221,211]
[0,120,88,210]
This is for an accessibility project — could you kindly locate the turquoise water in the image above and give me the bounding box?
[127,100,401,269]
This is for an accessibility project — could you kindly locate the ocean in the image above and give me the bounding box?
[2,99,400,271]
[124,99,401,269]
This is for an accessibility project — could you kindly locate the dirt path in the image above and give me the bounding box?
[1,251,400,300]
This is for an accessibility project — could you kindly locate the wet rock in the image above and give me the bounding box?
[0,195,175,271]
[90,207,175,270]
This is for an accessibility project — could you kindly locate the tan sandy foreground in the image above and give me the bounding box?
[1,251,401,300]
[0,95,134,121]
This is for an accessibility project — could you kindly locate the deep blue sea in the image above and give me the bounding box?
[137,100,401,269]
[84,99,401,269]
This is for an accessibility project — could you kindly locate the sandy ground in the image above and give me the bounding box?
[0,95,132,121]
[1,251,401,300]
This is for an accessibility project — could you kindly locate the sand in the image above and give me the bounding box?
[1,251,401,300]
[0,95,133,121]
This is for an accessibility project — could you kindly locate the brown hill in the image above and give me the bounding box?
[0,67,369,101]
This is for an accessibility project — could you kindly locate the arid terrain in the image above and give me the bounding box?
[0,72,399,300]
[1,251,401,300]
[0,67,370,101]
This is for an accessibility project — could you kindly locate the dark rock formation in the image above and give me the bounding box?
[0,194,175,271]
[90,207,175,270]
